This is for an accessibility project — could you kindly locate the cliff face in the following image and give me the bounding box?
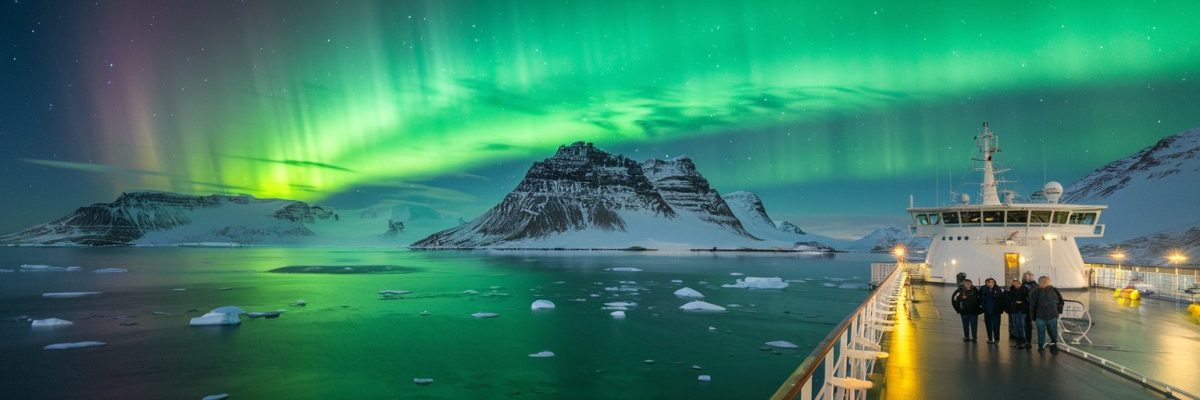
[642,158,754,238]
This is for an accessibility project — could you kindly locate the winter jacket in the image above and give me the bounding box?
[1005,285,1029,314]
[1028,285,1064,320]
[951,286,983,315]
[980,285,1005,315]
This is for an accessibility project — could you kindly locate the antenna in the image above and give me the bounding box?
[1041,131,1047,183]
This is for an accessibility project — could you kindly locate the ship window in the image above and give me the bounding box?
[1030,211,1051,224]
[982,211,1004,225]
[916,214,930,225]
[942,212,960,225]
[1069,212,1097,225]
[1052,211,1069,224]
[929,213,940,225]
[1006,210,1028,224]
[962,211,982,225]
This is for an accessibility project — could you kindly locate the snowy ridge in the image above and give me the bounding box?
[847,226,928,253]
[722,191,841,251]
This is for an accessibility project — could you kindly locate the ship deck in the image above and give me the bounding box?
[868,283,1200,399]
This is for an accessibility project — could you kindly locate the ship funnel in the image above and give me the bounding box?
[1043,181,1063,204]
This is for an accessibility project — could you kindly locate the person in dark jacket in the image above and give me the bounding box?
[1028,275,1065,353]
[1005,278,1031,349]
[1021,271,1038,341]
[951,279,983,342]
[980,278,1005,344]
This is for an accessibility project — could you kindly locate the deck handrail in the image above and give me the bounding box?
[771,264,904,400]
[1059,344,1200,400]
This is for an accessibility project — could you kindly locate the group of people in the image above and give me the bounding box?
[951,271,1064,352]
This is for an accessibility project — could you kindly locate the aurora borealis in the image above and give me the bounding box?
[2,0,1198,238]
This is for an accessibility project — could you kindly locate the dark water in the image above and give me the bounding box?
[0,248,883,399]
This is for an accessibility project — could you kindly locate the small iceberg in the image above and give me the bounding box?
[31,318,74,328]
[413,378,434,385]
[721,277,789,290]
[94,268,128,274]
[670,279,684,283]
[673,287,704,299]
[21,264,80,272]
[42,292,101,298]
[202,394,230,400]
[605,267,643,272]
[43,341,106,350]
[190,306,244,326]
[730,272,744,276]
[604,301,637,308]
[531,299,556,310]
[765,340,799,349]
[528,351,555,358]
[680,301,727,312]
[698,375,712,382]
[610,310,626,319]
[471,312,499,318]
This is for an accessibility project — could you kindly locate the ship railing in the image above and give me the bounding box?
[773,265,908,400]
[1058,343,1200,400]
[1086,263,1200,303]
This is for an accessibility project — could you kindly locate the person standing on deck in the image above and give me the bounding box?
[1021,271,1038,342]
[1029,275,1065,353]
[951,279,983,342]
[980,278,1005,345]
[1005,278,1031,349]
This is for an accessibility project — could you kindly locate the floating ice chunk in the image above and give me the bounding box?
[673,287,704,299]
[569,298,587,302]
[202,394,230,400]
[179,242,241,248]
[822,283,838,287]
[210,306,246,315]
[679,301,727,312]
[42,292,101,298]
[670,279,683,283]
[708,326,717,331]
[721,277,789,290]
[31,318,73,328]
[528,351,555,358]
[94,268,127,274]
[290,300,307,307]
[379,290,412,296]
[606,267,642,272]
[784,279,804,283]
[531,299,556,310]
[644,359,656,364]
[610,311,626,319]
[21,264,76,272]
[190,312,241,326]
[828,277,848,282]
[413,378,434,385]
[838,283,867,290]
[0,269,13,273]
[604,301,637,308]
[589,294,600,298]
[420,311,430,316]
[462,290,480,295]
[765,340,799,349]
[691,365,703,370]
[730,272,744,276]
[726,304,744,308]
[698,375,712,382]
[472,312,499,318]
[601,306,629,311]
[43,341,106,350]
[246,311,284,319]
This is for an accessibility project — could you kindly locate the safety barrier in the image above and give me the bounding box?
[1087,263,1200,303]
[1058,343,1199,400]
[772,265,908,400]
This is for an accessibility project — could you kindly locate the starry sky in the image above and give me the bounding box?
[1,0,1198,239]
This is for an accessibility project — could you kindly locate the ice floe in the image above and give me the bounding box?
[838,283,867,290]
[670,279,684,283]
[765,340,799,349]
[698,375,712,382]
[413,378,434,385]
[528,351,555,358]
[379,290,412,296]
[43,341,106,350]
[31,318,73,328]
[610,311,626,319]
[729,272,744,276]
[246,311,284,319]
[462,290,480,295]
[605,267,642,272]
[42,292,101,298]
[190,306,244,326]
[721,277,789,290]
[673,287,704,298]
[93,268,127,274]
[471,312,499,318]
[531,299,556,310]
[604,301,637,308]
[680,301,726,312]
[20,264,81,272]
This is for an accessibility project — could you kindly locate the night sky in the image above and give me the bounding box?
[2,0,1197,238]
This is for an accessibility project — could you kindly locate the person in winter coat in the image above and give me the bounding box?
[1005,278,1031,349]
[1028,275,1065,353]
[1021,271,1038,341]
[951,279,983,342]
[980,278,1005,344]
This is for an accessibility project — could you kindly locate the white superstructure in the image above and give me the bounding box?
[908,123,1106,289]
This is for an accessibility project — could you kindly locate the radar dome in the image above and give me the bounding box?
[1043,181,1063,204]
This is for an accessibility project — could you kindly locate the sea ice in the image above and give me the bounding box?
[610,311,626,319]
[190,306,244,326]
[472,312,499,318]
[42,292,101,298]
[0,269,12,273]
[21,264,78,272]
[379,290,412,296]
[673,287,704,298]
[601,306,629,311]
[679,301,727,312]
[413,378,434,385]
[822,283,838,287]
[210,306,246,315]
[31,318,73,328]
[462,290,480,295]
[528,351,555,358]
[43,341,106,350]
[698,375,712,382]
[531,299,556,310]
[246,311,284,319]
[201,394,230,400]
[93,268,128,274]
[730,272,744,276]
[838,283,867,290]
[765,340,799,349]
[721,277,789,290]
[606,267,643,272]
[670,279,683,283]
[604,301,637,307]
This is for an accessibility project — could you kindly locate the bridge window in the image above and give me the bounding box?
[1052,211,1069,225]
[942,212,960,225]
[1006,210,1028,224]
[929,213,940,225]
[1069,212,1097,225]
[1030,211,1051,225]
[916,214,930,225]
[982,211,1004,225]
[962,211,982,225]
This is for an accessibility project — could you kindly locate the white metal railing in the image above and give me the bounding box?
[1058,344,1199,400]
[773,266,909,400]
[1087,263,1200,302]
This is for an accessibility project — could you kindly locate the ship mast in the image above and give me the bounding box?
[976,122,1001,205]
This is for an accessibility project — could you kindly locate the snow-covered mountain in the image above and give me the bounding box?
[1063,126,1200,264]
[847,226,929,254]
[412,142,833,250]
[722,191,845,250]
[0,192,461,246]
